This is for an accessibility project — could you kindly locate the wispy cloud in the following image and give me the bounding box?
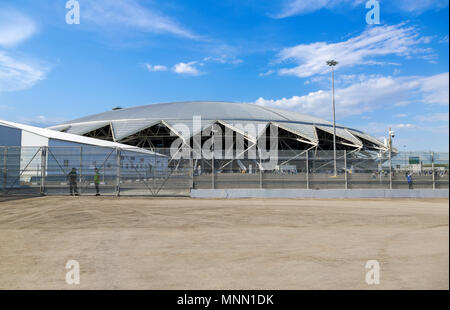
[416,112,449,122]
[147,55,242,75]
[275,0,448,18]
[275,0,364,19]
[0,8,36,47]
[145,64,168,72]
[173,61,202,75]
[81,0,199,39]
[0,8,47,92]
[394,113,408,118]
[259,70,275,77]
[203,55,243,65]
[0,51,47,92]
[17,115,67,127]
[251,72,449,120]
[394,0,449,14]
[276,24,433,78]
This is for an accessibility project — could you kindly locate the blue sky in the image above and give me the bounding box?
[0,0,448,151]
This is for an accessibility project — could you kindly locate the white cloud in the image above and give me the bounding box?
[0,51,47,92]
[277,24,432,78]
[145,64,168,72]
[440,35,449,44]
[275,0,448,18]
[259,70,275,77]
[418,73,450,105]
[394,113,408,118]
[81,0,198,39]
[416,112,449,122]
[251,72,449,120]
[173,61,202,75]
[394,0,449,14]
[203,56,243,65]
[0,9,46,92]
[392,123,416,129]
[0,9,36,47]
[275,0,365,18]
[16,115,67,127]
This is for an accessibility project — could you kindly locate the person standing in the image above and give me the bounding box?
[94,168,100,196]
[67,168,79,196]
[407,173,413,190]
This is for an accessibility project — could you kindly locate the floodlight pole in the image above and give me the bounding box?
[388,127,393,190]
[327,60,338,177]
[212,127,218,190]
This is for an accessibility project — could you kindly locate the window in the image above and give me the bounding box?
[64,160,69,168]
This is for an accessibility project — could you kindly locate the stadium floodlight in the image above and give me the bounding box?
[326,60,338,177]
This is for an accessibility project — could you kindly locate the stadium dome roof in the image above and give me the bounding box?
[48,101,386,150]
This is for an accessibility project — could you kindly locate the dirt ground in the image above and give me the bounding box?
[0,196,448,290]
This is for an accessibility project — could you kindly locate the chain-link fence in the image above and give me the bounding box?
[0,147,448,196]
[0,146,192,197]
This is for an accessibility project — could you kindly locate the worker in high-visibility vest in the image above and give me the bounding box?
[94,168,100,196]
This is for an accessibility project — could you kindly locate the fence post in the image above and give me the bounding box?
[190,156,194,191]
[389,148,393,190]
[115,148,121,196]
[79,146,83,184]
[153,151,156,191]
[259,149,263,189]
[432,152,435,190]
[40,147,47,195]
[344,150,348,190]
[211,151,214,189]
[306,150,309,190]
[2,147,7,194]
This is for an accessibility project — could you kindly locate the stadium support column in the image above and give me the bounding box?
[432,152,435,190]
[40,147,47,196]
[115,148,121,196]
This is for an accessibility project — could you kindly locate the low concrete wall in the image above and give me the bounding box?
[191,189,449,199]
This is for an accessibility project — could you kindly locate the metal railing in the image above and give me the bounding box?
[0,147,448,196]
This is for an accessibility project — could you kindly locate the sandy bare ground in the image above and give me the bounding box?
[0,196,448,290]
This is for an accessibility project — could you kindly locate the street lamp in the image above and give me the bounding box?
[326,60,338,177]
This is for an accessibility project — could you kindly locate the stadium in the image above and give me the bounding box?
[48,101,387,152]
[46,101,392,175]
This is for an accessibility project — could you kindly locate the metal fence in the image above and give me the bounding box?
[0,146,192,197]
[0,147,448,196]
